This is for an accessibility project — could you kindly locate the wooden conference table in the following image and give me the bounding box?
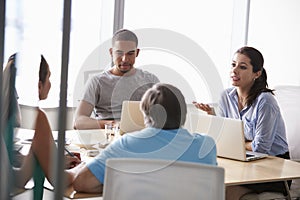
[218,156,300,186]
[14,128,300,199]
[63,156,300,199]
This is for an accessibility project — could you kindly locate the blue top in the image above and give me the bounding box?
[87,127,217,183]
[218,87,289,156]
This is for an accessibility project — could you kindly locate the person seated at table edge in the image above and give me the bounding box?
[1,53,82,190]
[73,29,159,130]
[70,83,218,193]
[193,46,290,199]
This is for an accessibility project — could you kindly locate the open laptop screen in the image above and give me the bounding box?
[119,101,145,135]
[190,114,267,161]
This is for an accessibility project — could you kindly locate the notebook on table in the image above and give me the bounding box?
[119,101,145,135]
[191,114,268,162]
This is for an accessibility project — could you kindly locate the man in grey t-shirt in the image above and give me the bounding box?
[74,29,159,129]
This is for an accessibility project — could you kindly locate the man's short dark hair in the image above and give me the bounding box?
[141,83,187,129]
[112,29,138,47]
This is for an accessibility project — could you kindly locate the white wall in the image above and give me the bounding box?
[5,0,300,107]
[123,0,233,103]
[248,0,300,87]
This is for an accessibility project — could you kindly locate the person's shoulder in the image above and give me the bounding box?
[220,87,235,97]
[135,68,151,75]
[89,70,110,80]
[135,68,159,79]
[256,92,280,110]
[125,127,156,138]
[225,87,235,93]
[35,108,51,128]
[85,70,112,86]
[193,133,216,150]
[193,132,215,143]
[257,92,276,103]
[37,108,48,121]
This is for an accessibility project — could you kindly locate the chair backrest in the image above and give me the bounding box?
[19,104,76,131]
[274,85,300,161]
[18,104,38,130]
[103,158,225,200]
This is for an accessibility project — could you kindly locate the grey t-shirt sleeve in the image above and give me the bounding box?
[150,73,160,84]
[82,75,101,107]
[148,71,160,84]
[126,69,160,101]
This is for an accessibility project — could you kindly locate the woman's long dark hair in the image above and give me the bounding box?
[236,46,274,106]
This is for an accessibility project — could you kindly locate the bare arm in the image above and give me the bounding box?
[72,165,103,194]
[74,100,114,129]
[31,109,57,182]
[15,109,57,187]
[14,109,81,188]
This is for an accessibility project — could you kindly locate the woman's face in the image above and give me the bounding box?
[230,53,260,91]
[39,65,51,100]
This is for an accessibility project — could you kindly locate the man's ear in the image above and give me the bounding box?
[136,48,140,57]
[109,48,113,56]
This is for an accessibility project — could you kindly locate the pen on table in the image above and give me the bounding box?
[65,147,82,167]
[64,147,75,157]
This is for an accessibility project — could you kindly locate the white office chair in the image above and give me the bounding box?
[18,104,38,130]
[19,104,76,131]
[274,85,300,198]
[242,85,300,200]
[103,158,225,200]
[274,85,300,161]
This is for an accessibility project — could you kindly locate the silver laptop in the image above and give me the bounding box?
[188,114,268,161]
[119,101,145,135]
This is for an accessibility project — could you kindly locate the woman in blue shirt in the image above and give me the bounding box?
[194,46,290,199]
[194,46,289,157]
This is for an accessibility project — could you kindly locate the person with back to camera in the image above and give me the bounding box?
[73,29,160,130]
[0,54,81,191]
[193,46,290,199]
[71,83,217,193]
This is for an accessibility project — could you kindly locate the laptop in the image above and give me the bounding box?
[188,114,268,161]
[119,101,145,135]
